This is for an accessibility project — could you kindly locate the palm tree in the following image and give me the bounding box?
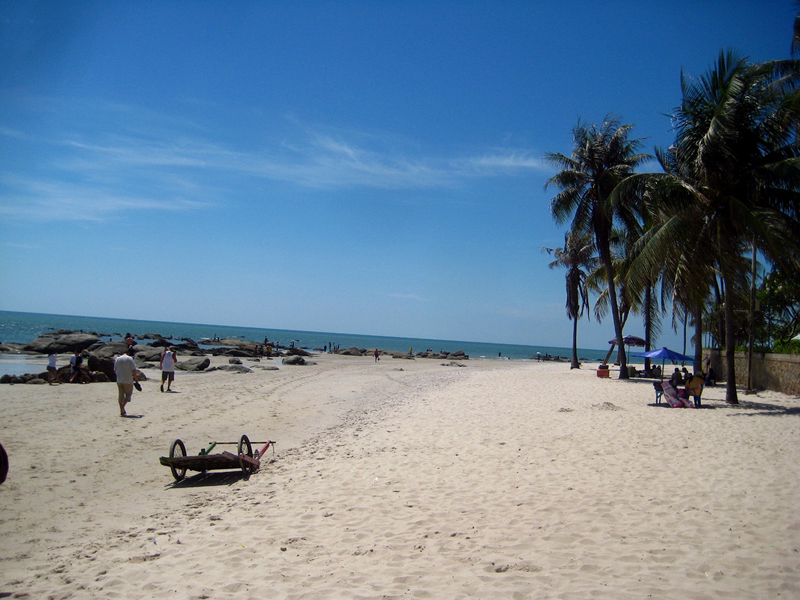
[620,51,800,403]
[543,230,598,369]
[545,116,651,379]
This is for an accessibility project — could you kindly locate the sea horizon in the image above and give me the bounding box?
[0,309,614,377]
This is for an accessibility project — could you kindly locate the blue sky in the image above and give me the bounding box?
[0,1,793,350]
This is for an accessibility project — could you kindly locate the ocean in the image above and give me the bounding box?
[0,310,611,376]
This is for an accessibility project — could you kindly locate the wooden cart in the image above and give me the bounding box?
[159,435,274,481]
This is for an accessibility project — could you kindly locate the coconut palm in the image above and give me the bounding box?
[545,116,651,379]
[619,51,800,403]
[543,230,598,369]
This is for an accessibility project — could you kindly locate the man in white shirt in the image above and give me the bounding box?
[114,348,139,416]
[160,346,177,392]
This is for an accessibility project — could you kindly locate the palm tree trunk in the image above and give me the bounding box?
[693,303,703,375]
[722,271,740,404]
[601,251,628,379]
[571,316,580,369]
[644,283,652,373]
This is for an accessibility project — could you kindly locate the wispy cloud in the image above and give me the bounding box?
[1,101,546,221]
[0,174,213,222]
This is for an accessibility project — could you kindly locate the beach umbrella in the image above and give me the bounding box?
[608,335,647,347]
[633,347,695,379]
[605,335,647,364]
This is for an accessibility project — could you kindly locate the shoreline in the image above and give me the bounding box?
[0,310,610,362]
[1,355,797,599]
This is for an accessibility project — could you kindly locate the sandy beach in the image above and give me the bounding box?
[1,353,798,599]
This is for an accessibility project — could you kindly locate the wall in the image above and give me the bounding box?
[704,349,800,396]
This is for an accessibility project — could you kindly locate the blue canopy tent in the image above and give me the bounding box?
[633,347,695,380]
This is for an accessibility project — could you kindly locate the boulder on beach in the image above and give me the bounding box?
[0,343,25,354]
[285,347,311,357]
[91,340,131,359]
[176,356,210,371]
[24,333,100,354]
[87,355,116,382]
[131,346,163,362]
[211,364,253,373]
[337,347,364,356]
[282,355,306,365]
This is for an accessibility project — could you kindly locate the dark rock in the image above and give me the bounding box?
[282,356,306,365]
[25,377,48,384]
[337,347,364,356]
[229,358,242,364]
[24,333,100,354]
[131,346,163,362]
[87,355,116,381]
[286,347,311,357]
[210,365,253,373]
[92,341,130,359]
[211,347,252,357]
[0,343,26,353]
[176,357,210,371]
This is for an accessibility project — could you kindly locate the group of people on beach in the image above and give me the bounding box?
[46,337,179,416]
[113,344,177,416]
[46,349,90,385]
[669,365,716,387]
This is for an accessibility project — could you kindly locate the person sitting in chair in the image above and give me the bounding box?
[670,367,684,387]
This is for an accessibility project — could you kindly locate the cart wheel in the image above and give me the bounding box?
[169,439,187,481]
[238,434,254,475]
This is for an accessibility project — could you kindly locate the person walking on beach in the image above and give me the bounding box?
[69,349,83,383]
[374,348,380,362]
[114,348,139,416]
[160,346,177,392]
[47,352,59,384]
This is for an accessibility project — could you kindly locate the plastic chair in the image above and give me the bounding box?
[685,376,705,407]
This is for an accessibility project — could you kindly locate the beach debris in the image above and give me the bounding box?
[592,402,622,411]
[441,361,466,367]
[558,407,574,412]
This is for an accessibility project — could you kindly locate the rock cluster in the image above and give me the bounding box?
[0,331,267,384]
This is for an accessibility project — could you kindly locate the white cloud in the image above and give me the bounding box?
[1,100,546,221]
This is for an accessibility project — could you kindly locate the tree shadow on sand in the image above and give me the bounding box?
[724,400,800,417]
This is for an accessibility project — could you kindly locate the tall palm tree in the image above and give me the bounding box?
[620,51,800,403]
[545,116,651,379]
[543,230,598,369]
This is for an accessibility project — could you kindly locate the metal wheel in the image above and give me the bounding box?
[238,434,254,475]
[0,443,8,484]
[169,439,187,481]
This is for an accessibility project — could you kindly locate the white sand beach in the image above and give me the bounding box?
[1,354,798,599]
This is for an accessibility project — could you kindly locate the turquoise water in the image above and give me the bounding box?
[0,310,611,376]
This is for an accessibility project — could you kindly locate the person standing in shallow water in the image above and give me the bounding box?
[160,346,177,392]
